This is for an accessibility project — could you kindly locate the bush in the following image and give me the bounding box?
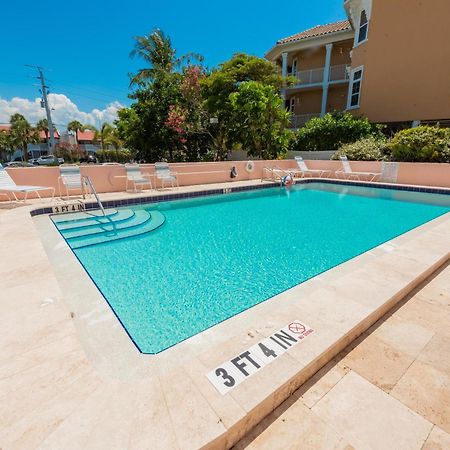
[332,137,389,161]
[96,149,133,163]
[388,126,450,162]
[291,112,384,152]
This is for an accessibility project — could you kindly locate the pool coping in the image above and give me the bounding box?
[3,178,450,449]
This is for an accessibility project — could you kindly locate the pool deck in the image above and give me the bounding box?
[1,179,450,449]
[235,262,450,450]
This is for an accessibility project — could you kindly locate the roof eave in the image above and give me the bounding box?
[265,28,355,61]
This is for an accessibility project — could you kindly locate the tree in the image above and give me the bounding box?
[9,114,38,161]
[36,118,50,140]
[229,81,291,159]
[96,123,122,150]
[67,120,85,132]
[0,131,13,157]
[117,29,203,162]
[129,28,202,86]
[201,53,292,159]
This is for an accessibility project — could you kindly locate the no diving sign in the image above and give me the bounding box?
[206,320,314,395]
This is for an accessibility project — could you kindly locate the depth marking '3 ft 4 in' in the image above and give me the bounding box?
[206,320,314,395]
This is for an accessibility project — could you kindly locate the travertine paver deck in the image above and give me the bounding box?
[0,180,449,449]
[235,263,450,450]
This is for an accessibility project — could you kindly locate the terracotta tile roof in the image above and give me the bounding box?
[76,130,96,142]
[38,130,60,139]
[277,20,352,44]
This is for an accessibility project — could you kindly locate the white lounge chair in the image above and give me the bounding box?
[0,163,55,202]
[59,165,85,199]
[261,166,290,182]
[154,162,178,189]
[336,156,381,181]
[292,156,332,178]
[124,163,153,192]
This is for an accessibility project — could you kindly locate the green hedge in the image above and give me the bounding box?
[96,149,133,163]
[291,112,384,152]
[332,137,389,161]
[388,126,450,163]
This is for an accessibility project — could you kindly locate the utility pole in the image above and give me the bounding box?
[26,65,56,154]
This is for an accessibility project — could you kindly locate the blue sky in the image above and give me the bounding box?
[0,0,345,125]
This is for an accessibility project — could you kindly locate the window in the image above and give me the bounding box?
[357,10,369,44]
[348,67,363,108]
[292,58,298,77]
[289,97,296,113]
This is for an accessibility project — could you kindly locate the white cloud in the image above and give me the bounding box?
[0,94,123,129]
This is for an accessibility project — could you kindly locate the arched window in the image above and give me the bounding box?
[357,10,369,44]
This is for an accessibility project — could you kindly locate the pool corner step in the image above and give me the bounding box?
[67,210,165,249]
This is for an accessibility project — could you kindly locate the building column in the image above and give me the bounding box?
[320,43,333,117]
[281,52,288,78]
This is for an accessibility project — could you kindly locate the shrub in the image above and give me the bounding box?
[96,149,133,163]
[291,112,384,152]
[388,126,450,162]
[332,137,390,161]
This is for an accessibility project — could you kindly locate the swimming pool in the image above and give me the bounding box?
[52,182,450,353]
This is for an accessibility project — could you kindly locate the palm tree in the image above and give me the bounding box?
[129,28,203,86]
[0,131,13,157]
[67,120,85,132]
[96,123,122,150]
[36,118,50,140]
[9,113,38,161]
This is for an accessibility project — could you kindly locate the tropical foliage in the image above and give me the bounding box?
[291,112,385,152]
[115,31,293,162]
[388,126,450,163]
[332,136,389,161]
[8,114,38,161]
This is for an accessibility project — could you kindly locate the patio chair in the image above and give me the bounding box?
[261,166,290,182]
[292,156,332,178]
[0,163,55,202]
[59,165,85,199]
[124,163,153,192]
[336,156,381,181]
[154,162,178,189]
[379,161,399,183]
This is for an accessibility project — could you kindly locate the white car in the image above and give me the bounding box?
[34,155,64,165]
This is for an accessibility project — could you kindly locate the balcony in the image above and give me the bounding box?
[289,64,350,87]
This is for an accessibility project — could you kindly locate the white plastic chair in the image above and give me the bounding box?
[59,165,85,199]
[154,162,178,189]
[0,163,55,202]
[125,164,153,192]
[336,156,381,181]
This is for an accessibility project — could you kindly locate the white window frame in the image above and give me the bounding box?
[347,65,364,110]
[354,9,369,47]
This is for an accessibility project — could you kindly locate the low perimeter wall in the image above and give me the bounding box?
[3,160,450,200]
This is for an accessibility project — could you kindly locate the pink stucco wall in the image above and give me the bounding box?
[2,160,450,200]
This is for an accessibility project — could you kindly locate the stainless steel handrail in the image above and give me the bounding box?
[82,175,106,216]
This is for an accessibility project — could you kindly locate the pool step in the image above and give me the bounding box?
[59,209,165,249]
[60,209,137,234]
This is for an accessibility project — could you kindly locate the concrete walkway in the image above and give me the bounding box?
[235,263,450,450]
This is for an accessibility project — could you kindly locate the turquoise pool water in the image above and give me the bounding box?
[55,183,450,353]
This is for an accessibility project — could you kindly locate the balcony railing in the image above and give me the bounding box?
[290,64,350,86]
[290,113,321,128]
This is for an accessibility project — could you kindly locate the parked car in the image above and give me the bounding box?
[79,154,98,164]
[34,155,64,165]
[4,161,35,167]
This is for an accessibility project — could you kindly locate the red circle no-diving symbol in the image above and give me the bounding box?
[289,321,306,335]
